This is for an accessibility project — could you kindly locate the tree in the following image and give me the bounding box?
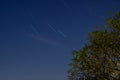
[68,12,120,80]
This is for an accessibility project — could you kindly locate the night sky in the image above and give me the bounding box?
[0,0,120,80]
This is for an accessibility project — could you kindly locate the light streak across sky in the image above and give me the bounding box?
[48,24,57,33]
[30,24,39,35]
[58,30,67,38]
[25,23,68,48]
[48,23,67,38]
[25,32,69,49]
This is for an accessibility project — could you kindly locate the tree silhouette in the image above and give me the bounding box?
[68,12,120,80]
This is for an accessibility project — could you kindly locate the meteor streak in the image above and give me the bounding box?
[48,24,57,33]
[58,30,67,38]
[31,24,39,35]
[47,24,67,38]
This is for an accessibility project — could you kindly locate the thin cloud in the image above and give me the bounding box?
[26,32,68,49]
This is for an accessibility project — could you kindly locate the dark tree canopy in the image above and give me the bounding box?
[68,12,120,80]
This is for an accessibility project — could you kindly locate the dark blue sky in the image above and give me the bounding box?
[0,0,120,80]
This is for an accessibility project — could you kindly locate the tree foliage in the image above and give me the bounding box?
[68,12,120,80]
